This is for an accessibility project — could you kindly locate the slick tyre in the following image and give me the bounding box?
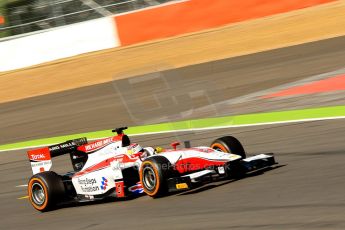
[140,156,172,198]
[28,171,65,212]
[211,136,246,159]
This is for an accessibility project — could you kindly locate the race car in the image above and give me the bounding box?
[27,127,276,211]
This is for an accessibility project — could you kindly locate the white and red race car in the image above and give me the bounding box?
[27,127,276,211]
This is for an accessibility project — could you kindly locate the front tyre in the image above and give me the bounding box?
[211,136,246,159]
[140,156,172,198]
[28,171,65,212]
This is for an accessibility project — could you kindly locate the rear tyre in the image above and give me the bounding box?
[211,136,246,159]
[28,171,65,212]
[140,156,172,198]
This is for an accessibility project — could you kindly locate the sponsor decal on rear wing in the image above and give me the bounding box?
[27,147,52,175]
[27,137,88,175]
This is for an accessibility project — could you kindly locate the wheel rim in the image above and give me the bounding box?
[31,182,46,205]
[143,167,156,190]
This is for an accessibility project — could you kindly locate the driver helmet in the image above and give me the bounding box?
[126,143,144,156]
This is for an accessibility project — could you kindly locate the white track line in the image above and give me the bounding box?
[12,69,345,188]
[13,115,345,188]
[4,115,345,153]
[6,69,345,154]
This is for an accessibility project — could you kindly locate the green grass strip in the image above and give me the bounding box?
[1,105,345,151]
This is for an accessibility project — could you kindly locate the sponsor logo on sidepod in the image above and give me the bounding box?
[100,177,108,190]
[78,178,99,192]
[85,138,113,151]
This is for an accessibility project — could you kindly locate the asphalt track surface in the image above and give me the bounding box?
[1,119,345,230]
[2,36,345,145]
[1,36,345,229]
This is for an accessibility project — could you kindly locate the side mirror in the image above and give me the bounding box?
[170,142,181,150]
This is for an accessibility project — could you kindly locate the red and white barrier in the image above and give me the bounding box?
[114,0,335,46]
[0,0,334,72]
[0,17,119,71]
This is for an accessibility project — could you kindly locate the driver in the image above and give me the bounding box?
[124,143,154,159]
[125,143,143,156]
[124,144,162,159]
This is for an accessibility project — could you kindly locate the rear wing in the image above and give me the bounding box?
[27,137,87,175]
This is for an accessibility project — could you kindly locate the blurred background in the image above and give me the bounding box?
[0,0,345,229]
[0,0,172,37]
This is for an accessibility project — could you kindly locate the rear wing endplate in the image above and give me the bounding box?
[27,137,87,175]
[27,147,52,175]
